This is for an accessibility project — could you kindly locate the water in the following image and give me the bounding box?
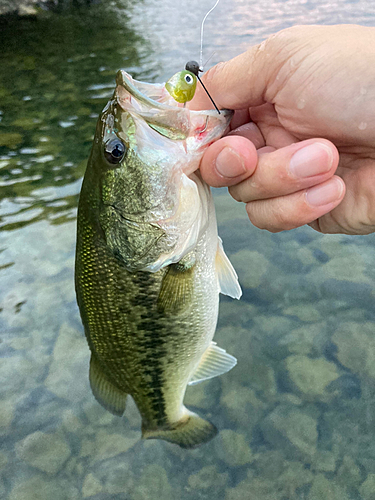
[1,0,375,499]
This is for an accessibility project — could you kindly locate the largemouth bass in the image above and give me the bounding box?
[75,70,241,449]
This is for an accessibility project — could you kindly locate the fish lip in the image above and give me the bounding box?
[115,69,233,118]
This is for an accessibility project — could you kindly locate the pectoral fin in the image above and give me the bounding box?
[215,237,242,299]
[188,342,237,386]
[157,257,195,315]
[89,355,128,416]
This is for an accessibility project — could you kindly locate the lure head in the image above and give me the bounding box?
[185,60,201,76]
[165,70,197,104]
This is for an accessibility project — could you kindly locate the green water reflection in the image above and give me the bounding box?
[0,3,153,230]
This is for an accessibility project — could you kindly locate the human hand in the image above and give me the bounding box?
[192,25,375,234]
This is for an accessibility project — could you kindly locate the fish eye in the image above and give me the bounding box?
[184,74,193,85]
[104,138,126,164]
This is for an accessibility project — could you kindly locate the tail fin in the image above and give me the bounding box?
[142,410,217,449]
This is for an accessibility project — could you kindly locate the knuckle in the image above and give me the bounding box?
[246,199,301,232]
[229,177,261,203]
[228,186,242,202]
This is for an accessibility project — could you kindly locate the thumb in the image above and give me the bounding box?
[189,26,313,111]
[190,40,277,111]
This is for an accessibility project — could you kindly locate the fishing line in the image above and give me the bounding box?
[197,74,220,114]
[184,1,221,114]
[199,0,221,71]
[185,60,221,114]
[203,51,217,69]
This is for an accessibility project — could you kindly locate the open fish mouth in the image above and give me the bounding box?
[116,69,233,115]
[115,70,233,145]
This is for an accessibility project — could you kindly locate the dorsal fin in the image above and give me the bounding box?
[188,342,237,386]
[215,237,242,299]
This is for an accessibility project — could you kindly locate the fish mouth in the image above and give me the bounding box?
[116,69,233,117]
[115,70,233,142]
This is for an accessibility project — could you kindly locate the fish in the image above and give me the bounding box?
[75,69,241,449]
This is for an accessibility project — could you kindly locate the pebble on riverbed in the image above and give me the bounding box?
[285,355,340,399]
[261,405,318,461]
[332,322,375,379]
[15,431,71,474]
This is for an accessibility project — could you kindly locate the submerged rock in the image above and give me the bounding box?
[308,474,348,500]
[230,249,270,289]
[311,450,337,472]
[359,473,375,500]
[131,464,174,500]
[332,322,375,379]
[15,431,71,474]
[101,463,136,495]
[279,323,325,356]
[261,405,318,461]
[0,401,14,434]
[252,451,286,480]
[215,429,253,467]
[9,476,79,500]
[225,476,283,500]
[82,473,103,498]
[276,461,314,496]
[188,465,228,490]
[285,355,340,398]
[336,455,362,488]
[80,429,139,461]
[221,384,266,429]
[283,304,322,323]
[44,323,89,402]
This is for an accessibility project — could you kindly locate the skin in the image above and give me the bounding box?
[190,25,375,235]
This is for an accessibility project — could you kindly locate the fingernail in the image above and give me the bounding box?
[306,178,344,206]
[290,143,333,178]
[216,147,247,178]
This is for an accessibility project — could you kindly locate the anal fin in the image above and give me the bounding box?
[89,354,128,416]
[188,342,237,386]
[215,237,242,299]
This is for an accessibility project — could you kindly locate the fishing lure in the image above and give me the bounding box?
[165,69,197,104]
[165,0,221,113]
[165,61,220,114]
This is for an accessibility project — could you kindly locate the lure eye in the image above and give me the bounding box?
[184,74,194,85]
[104,138,126,164]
